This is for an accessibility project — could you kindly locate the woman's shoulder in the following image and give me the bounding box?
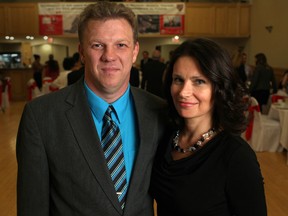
[218,132,256,162]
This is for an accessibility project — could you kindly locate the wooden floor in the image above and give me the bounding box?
[1,101,288,216]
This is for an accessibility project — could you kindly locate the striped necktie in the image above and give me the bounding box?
[101,105,127,209]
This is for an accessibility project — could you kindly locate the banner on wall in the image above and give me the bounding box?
[38,2,185,36]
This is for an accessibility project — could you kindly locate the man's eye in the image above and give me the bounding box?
[117,43,126,48]
[92,43,103,49]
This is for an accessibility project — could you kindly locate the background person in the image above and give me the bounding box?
[141,49,166,98]
[235,52,252,86]
[31,54,44,90]
[44,54,60,81]
[52,53,82,89]
[140,50,152,89]
[129,65,140,87]
[278,70,288,94]
[250,53,277,112]
[17,2,167,216]
[150,38,267,216]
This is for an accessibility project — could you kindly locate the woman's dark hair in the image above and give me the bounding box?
[255,53,267,66]
[163,38,249,135]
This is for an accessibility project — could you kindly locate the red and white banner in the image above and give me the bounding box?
[38,2,185,36]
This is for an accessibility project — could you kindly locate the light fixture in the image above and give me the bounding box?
[5,36,15,40]
[47,37,54,43]
[265,25,273,33]
[172,35,180,43]
[25,36,35,40]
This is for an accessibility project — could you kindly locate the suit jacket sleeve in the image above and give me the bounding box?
[17,103,50,215]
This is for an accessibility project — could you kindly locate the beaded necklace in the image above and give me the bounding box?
[173,128,216,153]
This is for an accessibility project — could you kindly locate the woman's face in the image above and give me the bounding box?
[171,56,213,123]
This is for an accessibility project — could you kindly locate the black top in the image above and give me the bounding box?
[250,64,277,93]
[150,130,267,216]
[236,64,247,83]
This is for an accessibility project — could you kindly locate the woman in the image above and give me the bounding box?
[278,70,288,94]
[150,38,267,216]
[250,53,277,112]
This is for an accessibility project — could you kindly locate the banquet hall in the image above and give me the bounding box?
[1,0,288,215]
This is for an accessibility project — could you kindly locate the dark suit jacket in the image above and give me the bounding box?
[129,66,140,87]
[140,58,153,89]
[16,78,168,216]
[142,60,166,98]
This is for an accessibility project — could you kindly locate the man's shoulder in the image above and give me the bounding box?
[131,87,167,107]
[30,81,82,106]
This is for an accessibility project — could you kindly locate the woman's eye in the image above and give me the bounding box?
[172,77,183,84]
[194,79,205,85]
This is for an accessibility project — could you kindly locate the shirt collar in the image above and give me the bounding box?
[84,81,130,124]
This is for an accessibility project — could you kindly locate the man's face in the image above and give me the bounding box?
[79,18,139,102]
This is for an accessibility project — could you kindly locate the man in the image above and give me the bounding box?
[67,52,84,85]
[16,2,167,216]
[236,52,252,85]
[140,50,152,72]
[140,50,152,89]
[141,49,166,98]
[31,54,44,90]
[44,54,60,81]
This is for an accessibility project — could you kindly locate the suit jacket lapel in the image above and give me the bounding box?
[125,88,160,207]
[65,80,122,214]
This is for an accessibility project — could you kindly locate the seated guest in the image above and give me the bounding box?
[67,66,84,85]
[51,57,74,89]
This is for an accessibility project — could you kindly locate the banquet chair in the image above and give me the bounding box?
[250,97,282,152]
[49,85,59,92]
[1,77,11,109]
[0,80,3,112]
[271,95,286,103]
[42,77,53,95]
[27,78,42,101]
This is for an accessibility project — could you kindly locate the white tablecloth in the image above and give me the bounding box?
[268,104,288,150]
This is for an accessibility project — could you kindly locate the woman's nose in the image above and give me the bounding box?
[179,82,193,98]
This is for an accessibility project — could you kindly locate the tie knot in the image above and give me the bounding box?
[104,105,114,121]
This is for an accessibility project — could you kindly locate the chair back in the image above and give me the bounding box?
[250,97,262,123]
[0,80,2,108]
[245,97,261,140]
[271,95,285,103]
[4,77,12,101]
[42,77,52,94]
[27,78,42,101]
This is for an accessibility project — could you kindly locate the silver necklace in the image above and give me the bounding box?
[173,128,216,153]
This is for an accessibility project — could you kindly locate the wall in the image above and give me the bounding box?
[247,0,288,69]
[4,0,287,70]
[26,36,246,71]
[0,0,246,2]
[139,37,247,67]
[0,43,21,52]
